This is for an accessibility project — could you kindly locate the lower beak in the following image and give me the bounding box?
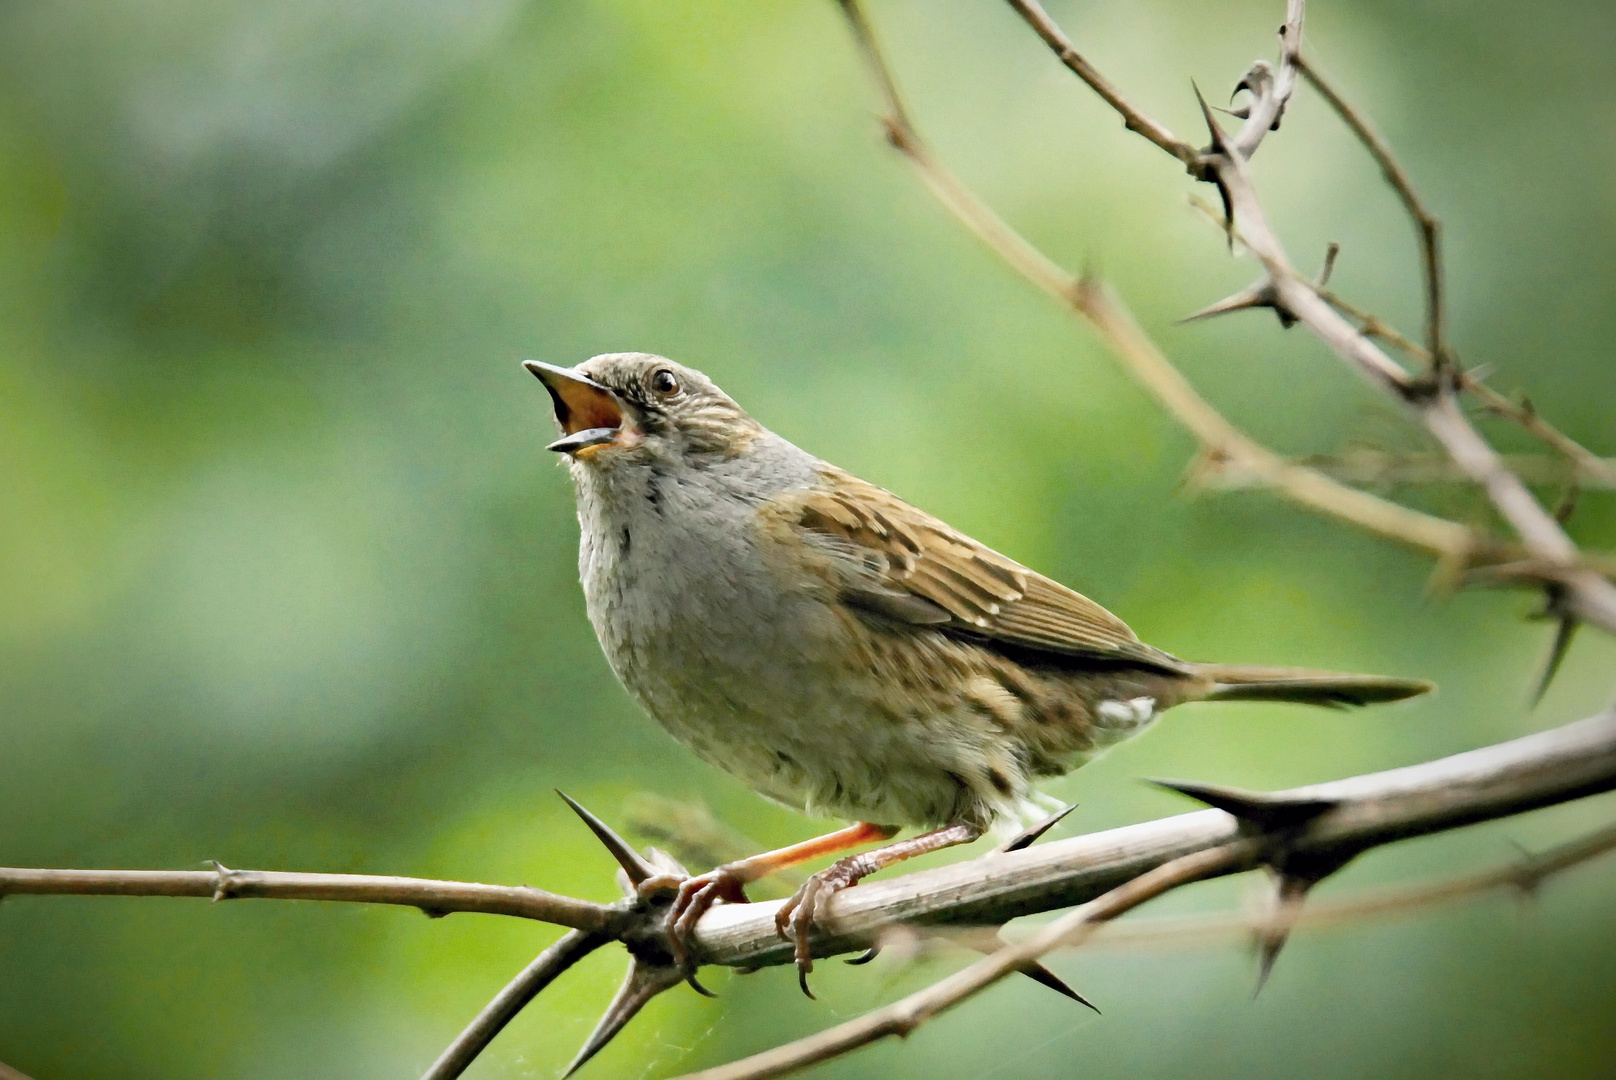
[523,360,626,455]
[546,427,619,453]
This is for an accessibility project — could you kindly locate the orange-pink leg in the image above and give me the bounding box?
[776,822,984,996]
[641,821,900,972]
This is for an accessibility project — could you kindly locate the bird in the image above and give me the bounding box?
[525,351,1432,993]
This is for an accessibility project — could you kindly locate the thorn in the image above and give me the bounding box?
[845,944,881,965]
[1530,610,1579,708]
[556,790,658,887]
[1553,483,1580,525]
[208,860,237,902]
[995,803,1078,853]
[1148,779,1338,830]
[1015,957,1101,1013]
[563,957,683,1077]
[1316,242,1340,287]
[1192,81,1234,154]
[1253,871,1312,995]
[961,929,1100,1011]
[1179,283,1273,324]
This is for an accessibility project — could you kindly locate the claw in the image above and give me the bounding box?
[662,866,749,972]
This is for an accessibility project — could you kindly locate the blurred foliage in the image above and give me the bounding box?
[2,1,1614,1077]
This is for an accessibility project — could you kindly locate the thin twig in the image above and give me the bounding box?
[1184,23,1616,634]
[1312,287,1616,489]
[423,930,610,1080]
[1296,54,1446,371]
[836,0,1481,565]
[0,866,616,932]
[989,817,1616,954]
[1002,0,1197,164]
[1200,448,1616,491]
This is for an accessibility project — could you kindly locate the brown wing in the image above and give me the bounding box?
[781,466,1188,674]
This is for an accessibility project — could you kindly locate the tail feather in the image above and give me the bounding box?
[1195,664,1434,708]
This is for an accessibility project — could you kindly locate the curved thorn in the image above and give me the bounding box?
[556,790,657,887]
[563,957,683,1078]
[1148,778,1338,830]
[1530,613,1579,708]
[996,803,1078,853]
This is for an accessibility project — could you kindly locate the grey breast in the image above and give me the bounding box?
[569,434,842,791]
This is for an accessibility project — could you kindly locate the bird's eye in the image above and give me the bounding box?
[649,368,680,396]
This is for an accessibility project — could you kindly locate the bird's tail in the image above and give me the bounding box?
[1194,664,1434,708]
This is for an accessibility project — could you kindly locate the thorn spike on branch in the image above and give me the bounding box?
[1148,779,1338,830]
[564,957,684,1078]
[1530,611,1580,708]
[1179,284,1274,324]
[1253,871,1314,994]
[995,803,1077,853]
[997,930,1100,1012]
[556,790,658,887]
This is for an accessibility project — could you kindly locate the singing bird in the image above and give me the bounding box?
[528,352,1430,990]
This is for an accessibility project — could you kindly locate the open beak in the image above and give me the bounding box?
[524,361,626,455]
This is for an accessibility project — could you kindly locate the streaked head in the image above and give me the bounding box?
[525,352,761,467]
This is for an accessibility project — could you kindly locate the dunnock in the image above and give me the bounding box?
[527,352,1430,991]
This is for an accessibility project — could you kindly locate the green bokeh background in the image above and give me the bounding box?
[3,1,1614,1077]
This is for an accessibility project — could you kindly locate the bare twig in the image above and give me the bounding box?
[1295,54,1446,370]
[1312,287,1616,489]
[0,1060,38,1080]
[836,0,1483,566]
[1199,448,1616,491]
[422,930,610,1080]
[1002,0,1197,164]
[0,865,615,931]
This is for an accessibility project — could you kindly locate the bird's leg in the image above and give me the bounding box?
[775,821,984,996]
[640,820,900,971]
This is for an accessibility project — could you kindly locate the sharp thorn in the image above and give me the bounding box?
[1253,872,1313,996]
[1317,242,1341,287]
[845,945,882,965]
[1016,959,1100,1013]
[563,958,682,1078]
[1179,286,1272,323]
[996,803,1078,853]
[961,928,1100,1011]
[1191,81,1233,153]
[1148,778,1338,830]
[1530,613,1579,708]
[556,790,658,887]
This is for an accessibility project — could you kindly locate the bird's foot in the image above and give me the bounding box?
[774,856,868,998]
[638,866,751,974]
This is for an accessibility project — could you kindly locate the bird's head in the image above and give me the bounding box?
[525,352,761,470]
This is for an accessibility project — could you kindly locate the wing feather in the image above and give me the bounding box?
[782,467,1187,673]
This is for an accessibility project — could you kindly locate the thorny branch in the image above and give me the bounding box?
[7,708,1616,1077]
[6,3,1616,1079]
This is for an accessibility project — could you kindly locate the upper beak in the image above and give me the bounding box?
[523,360,626,454]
